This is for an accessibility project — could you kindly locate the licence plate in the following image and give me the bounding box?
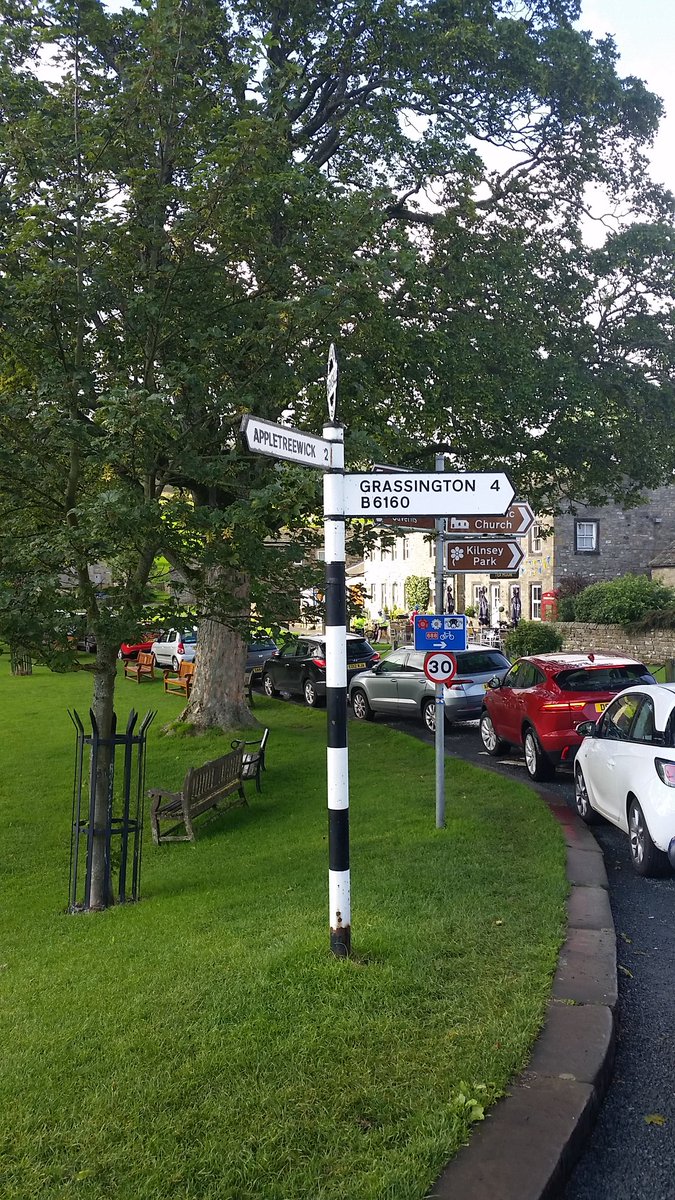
[595,702,608,713]
[252,666,263,675]
[349,662,366,670]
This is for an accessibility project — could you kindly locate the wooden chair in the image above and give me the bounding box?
[124,651,155,683]
[163,660,196,698]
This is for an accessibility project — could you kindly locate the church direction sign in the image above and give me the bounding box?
[445,502,535,538]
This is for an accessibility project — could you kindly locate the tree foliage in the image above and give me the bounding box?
[0,0,674,711]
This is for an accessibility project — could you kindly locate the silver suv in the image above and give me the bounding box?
[348,645,511,732]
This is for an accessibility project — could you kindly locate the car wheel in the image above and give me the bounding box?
[422,698,436,733]
[171,656,180,672]
[351,688,374,722]
[628,796,669,877]
[263,673,278,698]
[480,711,509,757]
[574,765,599,824]
[117,649,124,660]
[303,678,324,708]
[523,726,554,781]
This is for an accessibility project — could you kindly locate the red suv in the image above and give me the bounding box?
[480,653,656,780]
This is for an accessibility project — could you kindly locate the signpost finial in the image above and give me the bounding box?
[327,343,338,421]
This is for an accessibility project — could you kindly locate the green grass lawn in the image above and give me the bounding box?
[0,659,566,1200]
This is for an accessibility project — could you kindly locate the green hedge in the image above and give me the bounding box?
[573,573,675,625]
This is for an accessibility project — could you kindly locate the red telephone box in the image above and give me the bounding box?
[541,590,558,621]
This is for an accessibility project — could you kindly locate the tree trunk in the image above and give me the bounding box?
[183,617,256,730]
[88,645,118,910]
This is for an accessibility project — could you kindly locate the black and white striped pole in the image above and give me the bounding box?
[323,344,351,958]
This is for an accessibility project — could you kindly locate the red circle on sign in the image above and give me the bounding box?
[423,651,457,687]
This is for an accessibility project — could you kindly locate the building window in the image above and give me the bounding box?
[380,583,387,610]
[392,582,399,608]
[473,585,482,610]
[402,537,409,561]
[575,520,599,554]
[391,541,397,561]
[530,525,543,554]
[530,584,542,620]
[380,544,388,561]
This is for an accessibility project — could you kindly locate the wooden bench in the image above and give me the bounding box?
[163,660,196,698]
[124,651,156,683]
[148,743,247,845]
[233,727,269,793]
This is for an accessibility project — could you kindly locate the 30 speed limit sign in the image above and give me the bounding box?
[423,651,457,687]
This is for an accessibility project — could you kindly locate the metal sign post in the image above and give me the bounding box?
[434,456,446,828]
[322,359,351,958]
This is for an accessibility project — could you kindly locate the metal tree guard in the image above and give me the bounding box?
[68,708,156,912]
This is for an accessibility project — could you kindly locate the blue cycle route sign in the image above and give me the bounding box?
[414,614,468,653]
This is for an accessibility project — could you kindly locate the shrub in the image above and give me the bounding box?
[573,573,675,625]
[555,574,589,622]
[504,621,563,658]
[464,605,476,618]
[404,575,431,611]
[557,596,577,621]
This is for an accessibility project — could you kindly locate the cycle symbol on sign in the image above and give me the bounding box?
[423,651,457,687]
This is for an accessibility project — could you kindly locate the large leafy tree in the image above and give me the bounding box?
[1,0,674,900]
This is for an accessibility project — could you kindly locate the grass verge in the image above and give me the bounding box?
[0,660,566,1200]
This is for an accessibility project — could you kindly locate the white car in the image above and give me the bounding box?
[150,628,197,672]
[574,683,675,876]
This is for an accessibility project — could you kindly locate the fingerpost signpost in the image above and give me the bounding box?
[242,344,514,958]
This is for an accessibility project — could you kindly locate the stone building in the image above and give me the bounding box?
[553,484,675,588]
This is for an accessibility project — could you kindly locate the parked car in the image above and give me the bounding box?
[118,635,155,661]
[246,635,279,681]
[150,628,198,672]
[574,683,675,876]
[348,645,511,731]
[480,652,656,781]
[262,634,379,707]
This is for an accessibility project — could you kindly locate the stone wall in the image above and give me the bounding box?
[552,621,675,664]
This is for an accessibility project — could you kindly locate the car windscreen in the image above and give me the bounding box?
[346,639,374,659]
[248,638,277,651]
[455,651,510,674]
[555,665,655,692]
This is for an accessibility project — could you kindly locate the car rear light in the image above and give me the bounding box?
[541,701,588,711]
[312,655,326,668]
[448,678,471,689]
[371,652,380,662]
[177,642,185,654]
[655,759,675,787]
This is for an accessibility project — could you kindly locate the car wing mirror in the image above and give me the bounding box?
[486,675,502,690]
[576,720,597,737]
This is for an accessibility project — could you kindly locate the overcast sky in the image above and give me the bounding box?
[579,0,674,194]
